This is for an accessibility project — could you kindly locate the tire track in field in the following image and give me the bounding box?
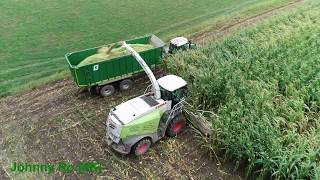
[154,0,261,36]
[191,0,305,43]
[0,57,64,77]
[0,66,64,87]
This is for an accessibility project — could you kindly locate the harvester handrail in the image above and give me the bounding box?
[144,84,152,94]
[166,99,185,125]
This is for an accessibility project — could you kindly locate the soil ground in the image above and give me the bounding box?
[0,75,242,179]
[0,0,305,179]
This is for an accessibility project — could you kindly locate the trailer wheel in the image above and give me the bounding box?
[166,115,186,137]
[100,84,115,97]
[132,138,152,156]
[88,86,99,95]
[119,79,133,91]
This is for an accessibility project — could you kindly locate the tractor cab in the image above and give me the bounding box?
[168,37,196,54]
[157,75,187,107]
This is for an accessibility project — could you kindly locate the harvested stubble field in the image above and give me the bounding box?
[0,74,243,179]
[166,1,320,179]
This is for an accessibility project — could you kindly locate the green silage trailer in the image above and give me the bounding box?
[65,35,165,96]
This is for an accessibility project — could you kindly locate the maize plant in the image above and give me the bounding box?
[166,1,320,179]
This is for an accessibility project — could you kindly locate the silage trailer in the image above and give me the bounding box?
[65,35,165,96]
[65,34,195,97]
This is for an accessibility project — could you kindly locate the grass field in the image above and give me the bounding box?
[0,0,292,97]
[166,0,320,179]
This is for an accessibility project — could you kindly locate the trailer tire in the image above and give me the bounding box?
[100,84,115,97]
[119,79,133,91]
[132,138,152,156]
[88,86,99,95]
[166,115,186,137]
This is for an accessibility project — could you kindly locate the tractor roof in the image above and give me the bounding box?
[157,75,187,92]
[170,37,188,47]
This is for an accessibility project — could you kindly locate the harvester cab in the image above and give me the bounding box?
[158,75,187,106]
[106,42,188,156]
[168,37,196,54]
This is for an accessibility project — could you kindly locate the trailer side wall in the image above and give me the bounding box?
[65,35,163,87]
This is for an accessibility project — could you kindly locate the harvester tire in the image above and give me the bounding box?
[132,138,152,156]
[166,115,186,137]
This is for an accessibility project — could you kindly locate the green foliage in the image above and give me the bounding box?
[0,0,291,97]
[166,3,320,179]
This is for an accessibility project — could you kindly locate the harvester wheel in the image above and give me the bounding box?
[166,115,186,137]
[119,79,133,91]
[100,84,115,97]
[132,138,152,156]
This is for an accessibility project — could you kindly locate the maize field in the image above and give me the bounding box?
[166,2,320,179]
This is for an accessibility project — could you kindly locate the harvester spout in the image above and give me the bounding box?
[122,42,161,100]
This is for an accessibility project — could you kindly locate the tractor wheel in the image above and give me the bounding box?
[132,138,152,156]
[99,84,115,97]
[166,115,186,137]
[119,79,133,91]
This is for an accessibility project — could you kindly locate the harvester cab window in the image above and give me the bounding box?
[172,86,187,106]
[160,87,172,101]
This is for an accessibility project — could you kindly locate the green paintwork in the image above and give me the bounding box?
[120,109,165,139]
[65,35,163,87]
